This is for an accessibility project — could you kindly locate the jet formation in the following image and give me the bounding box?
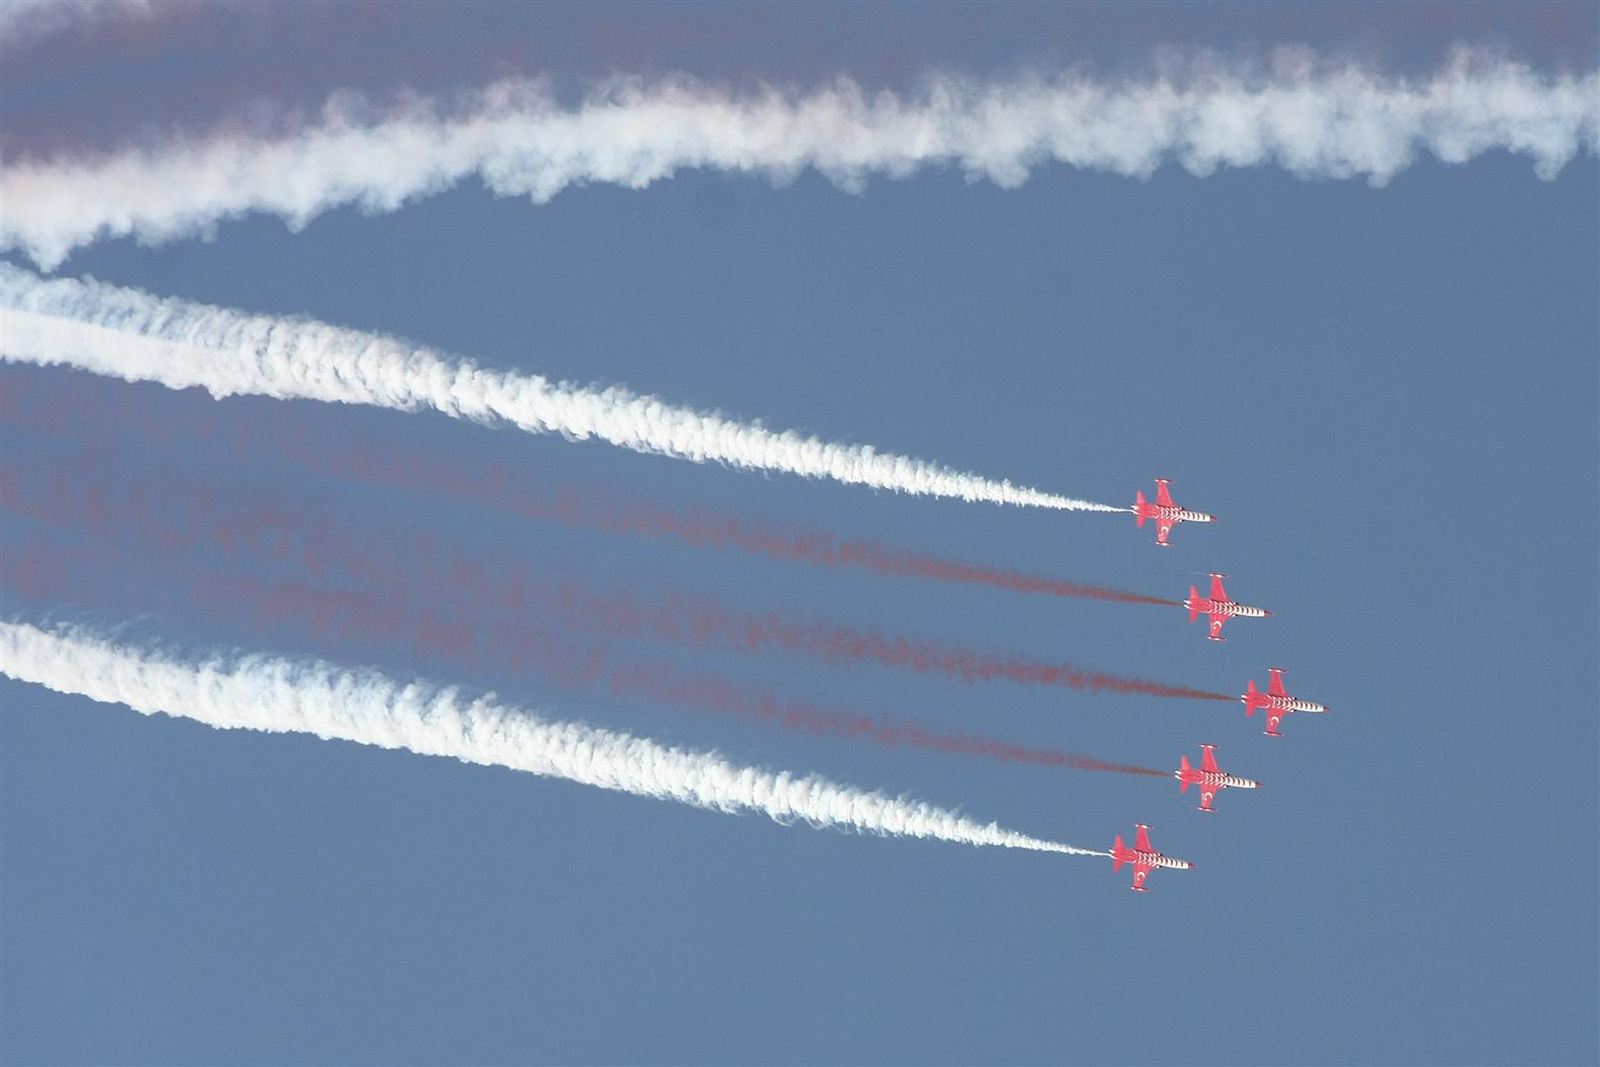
[1099,481,1331,891]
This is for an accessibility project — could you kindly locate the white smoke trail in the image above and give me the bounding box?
[0,264,1118,511]
[2,54,1595,269]
[0,619,1105,856]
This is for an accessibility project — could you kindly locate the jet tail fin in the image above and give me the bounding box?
[1244,679,1258,715]
[1135,491,1146,526]
[1188,588,1201,621]
[1178,755,1191,791]
[1112,835,1124,870]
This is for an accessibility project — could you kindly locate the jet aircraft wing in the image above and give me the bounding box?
[1200,745,1220,773]
[1208,614,1227,640]
[1210,574,1228,602]
[1268,669,1288,697]
[1156,518,1174,545]
[1156,480,1176,508]
[1134,824,1153,853]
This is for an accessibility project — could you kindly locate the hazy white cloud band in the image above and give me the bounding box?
[0,0,160,49]
[0,265,1114,511]
[0,620,1100,856]
[3,55,1595,268]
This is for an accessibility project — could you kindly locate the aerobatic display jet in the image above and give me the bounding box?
[1242,668,1329,737]
[1111,824,1194,892]
[1132,478,1215,547]
[1174,745,1260,812]
[1184,572,1270,641]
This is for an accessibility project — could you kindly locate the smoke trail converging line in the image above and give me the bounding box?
[0,369,1170,604]
[0,528,1167,779]
[0,619,1108,856]
[603,662,1170,776]
[0,458,1227,701]
[0,266,1117,512]
[2,57,1595,267]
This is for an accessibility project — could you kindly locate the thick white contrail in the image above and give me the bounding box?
[2,54,1595,268]
[0,619,1104,856]
[0,264,1118,511]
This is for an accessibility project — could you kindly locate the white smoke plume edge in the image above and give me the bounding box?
[0,264,1118,511]
[0,619,1105,857]
[2,53,1596,269]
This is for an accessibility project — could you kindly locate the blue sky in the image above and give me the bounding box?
[2,4,1597,1064]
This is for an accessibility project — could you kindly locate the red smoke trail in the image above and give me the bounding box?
[2,456,1233,702]
[0,370,1177,606]
[602,662,1170,776]
[0,540,80,599]
[0,538,1168,778]
[521,582,1232,700]
[215,575,1171,776]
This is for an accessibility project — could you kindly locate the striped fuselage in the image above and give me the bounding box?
[1185,596,1268,619]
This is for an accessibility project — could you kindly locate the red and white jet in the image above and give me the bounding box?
[1133,478,1215,547]
[1185,572,1270,641]
[1111,823,1194,892]
[1242,668,1329,737]
[1175,745,1260,812]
